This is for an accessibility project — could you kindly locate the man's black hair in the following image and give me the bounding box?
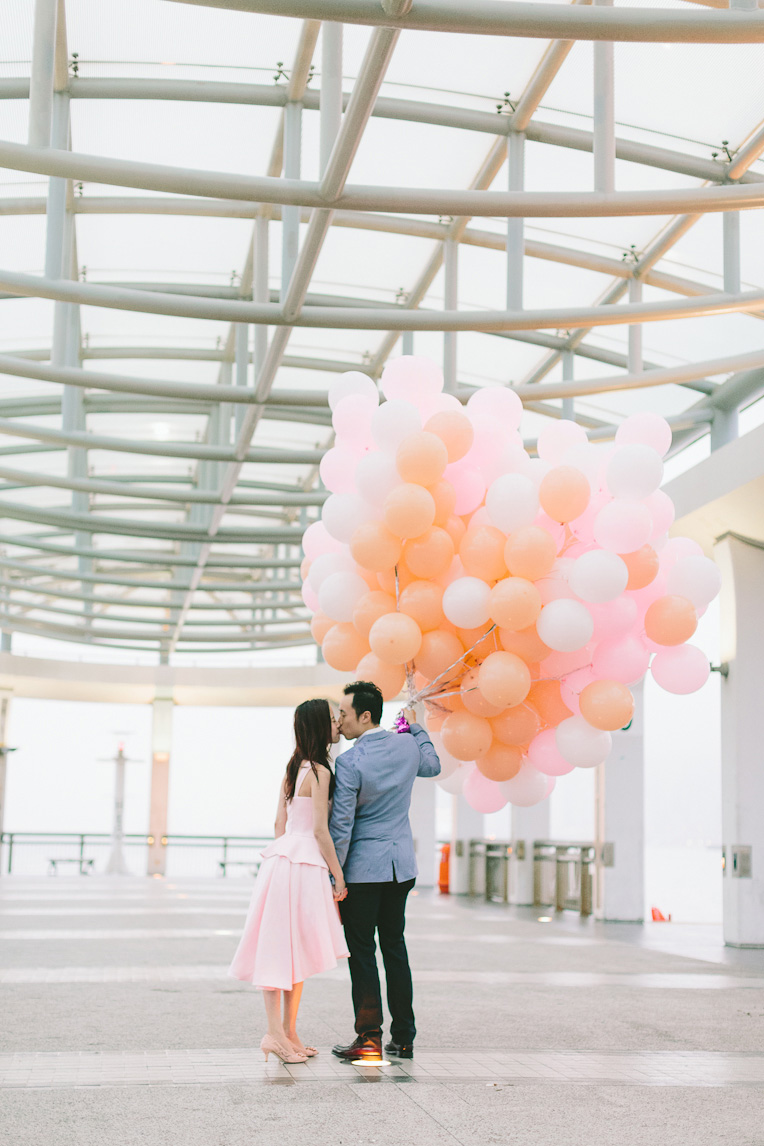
[344,680,384,726]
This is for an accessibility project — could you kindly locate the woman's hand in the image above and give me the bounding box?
[333,876,348,902]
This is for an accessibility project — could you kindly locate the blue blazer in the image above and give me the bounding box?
[329,724,441,884]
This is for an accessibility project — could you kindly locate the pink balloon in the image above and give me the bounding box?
[467,386,523,429]
[302,520,343,561]
[536,559,576,605]
[589,596,639,642]
[650,644,710,694]
[540,644,594,679]
[500,761,550,806]
[444,462,486,515]
[463,414,505,473]
[419,392,462,422]
[627,575,667,621]
[616,411,673,457]
[527,729,575,776]
[559,665,596,714]
[568,490,608,542]
[319,446,360,494]
[381,356,444,403]
[532,512,566,550]
[658,536,704,574]
[543,775,557,799]
[301,581,320,611]
[537,419,588,465]
[645,489,676,538]
[463,767,508,813]
[593,500,653,553]
[592,635,651,684]
[333,393,377,453]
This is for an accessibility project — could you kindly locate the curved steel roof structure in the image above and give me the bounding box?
[1,0,763,661]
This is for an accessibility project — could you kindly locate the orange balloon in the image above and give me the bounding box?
[404,527,455,579]
[438,690,466,713]
[490,703,540,747]
[424,706,447,733]
[441,710,493,760]
[428,479,456,526]
[377,563,415,596]
[424,410,475,463]
[504,526,558,581]
[459,525,508,582]
[369,612,422,665]
[310,611,334,645]
[460,667,504,717]
[399,580,444,632]
[644,594,697,646]
[383,483,436,539]
[322,623,370,672]
[539,466,591,523]
[396,431,448,486]
[499,625,552,665]
[489,577,542,631]
[415,629,465,681]
[622,544,660,590]
[350,521,402,572]
[527,679,573,727]
[478,651,532,708]
[580,679,635,731]
[355,652,405,701]
[353,591,397,639]
[443,514,467,549]
[476,742,524,782]
[457,623,498,665]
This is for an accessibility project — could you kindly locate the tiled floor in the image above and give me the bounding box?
[2,1047,764,1090]
[2,877,764,1145]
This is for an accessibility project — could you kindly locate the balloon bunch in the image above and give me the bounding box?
[301,357,721,814]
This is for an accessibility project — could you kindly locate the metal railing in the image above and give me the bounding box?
[533,840,595,916]
[0,832,272,878]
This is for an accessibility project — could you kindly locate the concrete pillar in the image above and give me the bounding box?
[511,800,550,905]
[595,682,644,922]
[716,535,764,946]
[410,776,437,888]
[148,689,173,876]
[0,689,12,876]
[450,795,483,894]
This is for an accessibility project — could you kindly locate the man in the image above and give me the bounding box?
[329,680,441,1062]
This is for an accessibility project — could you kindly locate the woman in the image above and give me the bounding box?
[229,698,349,1064]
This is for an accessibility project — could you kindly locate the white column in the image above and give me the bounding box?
[723,212,741,294]
[506,130,525,310]
[628,277,643,374]
[0,689,12,876]
[511,801,550,905]
[716,534,764,946]
[28,0,57,148]
[443,238,458,393]
[450,796,483,894]
[593,0,615,194]
[148,690,174,877]
[410,777,437,888]
[595,682,644,922]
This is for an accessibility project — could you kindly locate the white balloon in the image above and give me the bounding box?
[328,370,378,411]
[536,599,594,652]
[615,412,672,458]
[500,762,548,807]
[593,500,653,554]
[355,451,402,507]
[318,571,369,622]
[665,554,722,609]
[371,400,422,452]
[307,550,356,593]
[381,356,444,403]
[568,550,629,604]
[442,576,492,629]
[606,444,664,500]
[437,762,475,795]
[466,386,522,429]
[556,716,612,768]
[322,493,370,542]
[485,473,538,532]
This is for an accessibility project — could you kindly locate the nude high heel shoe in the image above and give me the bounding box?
[261,1035,307,1064]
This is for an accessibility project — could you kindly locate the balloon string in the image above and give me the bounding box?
[394,564,417,704]
[408,624,498,706]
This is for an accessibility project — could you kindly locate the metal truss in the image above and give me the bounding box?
[1,0,764,655]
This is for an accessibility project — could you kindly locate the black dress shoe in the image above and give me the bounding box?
[332,1033,383,1061]
[385,1039,414,1059]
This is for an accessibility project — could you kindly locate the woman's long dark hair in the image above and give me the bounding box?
[284,698,335,802]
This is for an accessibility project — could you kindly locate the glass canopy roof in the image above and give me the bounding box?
[1,0,763,664]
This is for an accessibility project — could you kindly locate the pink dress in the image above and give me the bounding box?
[229,763,349,990]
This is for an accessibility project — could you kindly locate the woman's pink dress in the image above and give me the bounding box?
[229,763,349,990]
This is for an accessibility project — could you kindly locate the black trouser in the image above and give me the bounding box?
[339,876,416,1044]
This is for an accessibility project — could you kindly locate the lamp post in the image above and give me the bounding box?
[100,738,141,876]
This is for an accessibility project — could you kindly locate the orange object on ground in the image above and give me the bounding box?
[651,907,672,922]
[438,843,450,895]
